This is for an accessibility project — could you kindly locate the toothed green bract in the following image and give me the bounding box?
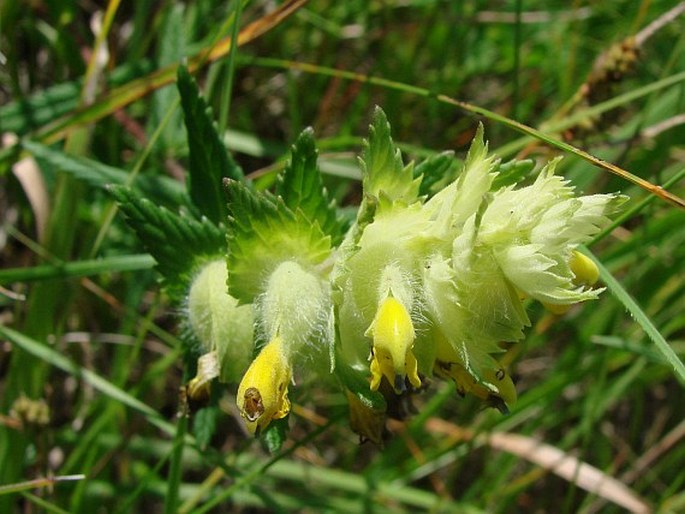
[275,128,343,244]
[109,185,224,296]
[360,107,421,206]
[225,179,331,304]
[177,65,244,224]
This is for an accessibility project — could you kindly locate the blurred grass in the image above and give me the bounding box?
[1,1,685,513]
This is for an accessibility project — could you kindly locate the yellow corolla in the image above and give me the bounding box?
[569,250,599,286]
[236,336,292,435]
[366,296,421,393]
[544,250,601,314]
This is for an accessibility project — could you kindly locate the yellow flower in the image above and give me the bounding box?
[236,336,292,435]
[366,296,421,393]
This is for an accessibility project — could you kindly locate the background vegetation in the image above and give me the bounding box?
[1,1,684,512]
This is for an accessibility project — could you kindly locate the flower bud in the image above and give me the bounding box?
[543,250,601,314]
[569,250,600,286]
[187,260,254,383]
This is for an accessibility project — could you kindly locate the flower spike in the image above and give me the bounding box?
[116,103,624,446]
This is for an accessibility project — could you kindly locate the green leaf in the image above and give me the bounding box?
[415,151,458,197]
[334,359,386,412]
[192,406,219,450]
[177,65,244,224]
[491,157,535,190]
[109,185,224,295]
[360,106,420,204]
[261,416,289,453]
[225,179,331,303]
[275,127,343,244]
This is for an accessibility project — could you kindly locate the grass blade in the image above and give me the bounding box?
[0,325,177,435]
[165,412,188,514]
[0,254,155,283]
[246,57,685,209]
[27,0,310,147]
[0,475,85,496]
[582,247,685,384]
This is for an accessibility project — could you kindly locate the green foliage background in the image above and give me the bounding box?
[1,1,684,513]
